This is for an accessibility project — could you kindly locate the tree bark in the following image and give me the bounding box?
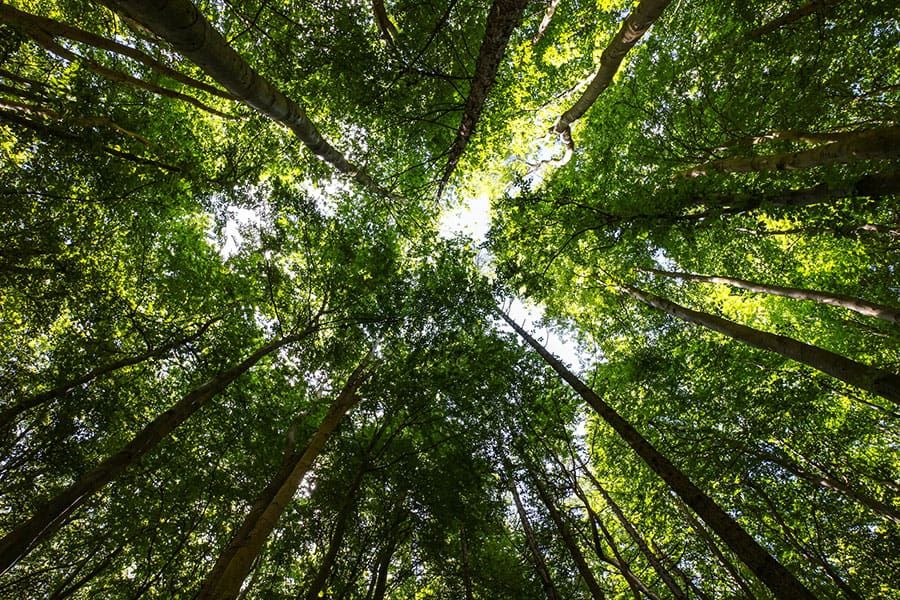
[532,0,562,46]
[371,0,398,44]
[681,127,900,178]
[639,266,900,323]
[102,0,390,197]
[0,315,220,432]
[581,469,686,600]
[504,466,561,600]
[460,524,475,600]
[0,4,233,99]
[526,465,607,599]
[198,354,375,600]
[619,284,900,405]
[750,0,840,39]
[551,0,671,158]
[438,0,529,196]
[499,309,817,600]
[0,328,313,577]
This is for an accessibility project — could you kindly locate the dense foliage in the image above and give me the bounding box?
[1,0,897,598]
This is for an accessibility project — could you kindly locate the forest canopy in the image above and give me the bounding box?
[0,0,898,598]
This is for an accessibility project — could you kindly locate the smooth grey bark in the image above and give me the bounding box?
[551,0,671,160]
[620,284,900,405]
[0,329,314,577]
[681,127,900,177]
[639,266,900,323]
[499,309,817,600]
[198,354,375,600]
[102,0,390,197]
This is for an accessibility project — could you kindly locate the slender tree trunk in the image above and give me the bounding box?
[499,309,817,600]
[0,329,313,577]
[438,0,529,196]
[681,127,900,177]
[371,0,398,43]
[304,461,369,600]
[504,466,561,600]
[0,4,233,99]
[750,0,840,39]
[532,0,562,45]
[674,498,756,599]
[551,0,671,157]
[1,316,220,431]
[639,266,900,323]
[620,285,900,405]
[747,479,863,600]
[581,470,686,600]
[652,541,713,600]
[102,0,390,197]
[460,524,475,600]
[526,465,606,599]
[198,354,375,600]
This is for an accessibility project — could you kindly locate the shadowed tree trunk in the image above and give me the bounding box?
[0,327,316,577]
[438,0,529,196]
[619,284,900,405]
[750,0,841,39]
[198,353,375,600]
[102,0,390,196]
[639,266,900,323]
[460,524,475,600]
[526,463,606,599]
[681,127,900,177]
[550,0,671,161]
[0,315,221,432]
[499,309,817,600]
[504,464,561,600]
[581,469,686,599]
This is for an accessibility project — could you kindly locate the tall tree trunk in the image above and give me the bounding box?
[619,284,900,404]
[438,0,529,196]
[0,4,233,99]
[504,466,562,600]
[532,0,562,46]
[551,0,671,158]
[681,127,900,178]
[750,0,840,39]
[102,0,389,197]
[198,354,375,600]
[0,315,220,432]
[0,329,313,577]
[639,266,900,323]
[499,309,817,600]
[674,498,756,599]
[460,524,475,600]
[526,465,607,599]
[581,469,687,600]
[303,460,369,600]
[371,0,398,44]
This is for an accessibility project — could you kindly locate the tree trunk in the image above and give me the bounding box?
[198,354,375,600]
[438,0,529,196]
[102,0,389,197]
[499,309,817,600]
[639,266,900,323]
[0,4,233,99]
[674,498,756,599]
[750,0,840,39]
[619,284,900,405]
[0,315,220,432]
[526,465,607,599]
[0,329,313,577]
[532,0,562,46]
[551,0,671,155]
[504,466,561,600]
[304,460,369,600]
[460,524,475,600]
[581,469,687,600]
[681,127,900,177]
[371,0,398,44]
